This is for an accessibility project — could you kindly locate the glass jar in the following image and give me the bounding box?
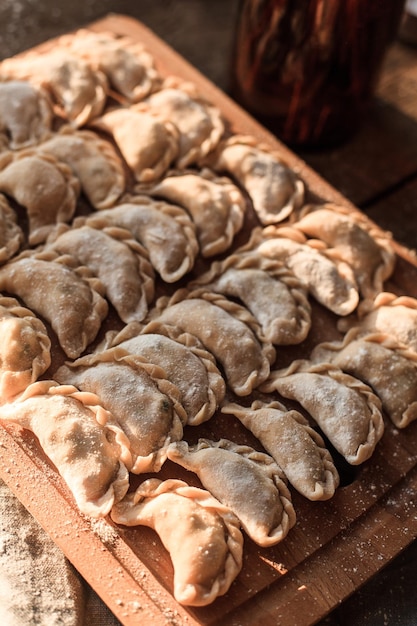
[400,0,417,46]
[230,0,406,148]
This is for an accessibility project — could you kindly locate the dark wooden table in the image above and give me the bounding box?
[1,2,417,624]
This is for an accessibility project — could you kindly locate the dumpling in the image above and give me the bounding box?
[138,168,246,257]
[0,381,131,517]
[100,319,225,425]
[37,126,125,209]
[0,50,108,126]
[222,399,339,500]
[54,348,186,473]
[261,360,384,464]
[59,29,161,102]
[311,329,417,429]
[167,438,296,546]
[0,80,52,150]
[0,295,51,401]
[0,254,108,359]
[0,193,24,263]
[137,78,225,168]
[206,135,304,224]
[0,150,80,244]
[92,107,179,183]
[294,204,396,299]
[190,251,311,345]
[151,288,275,395]
[77,196,198,282]
[110,477,243,606]
[338,292,417,353]
[243,226,359,316]
[45,224,154,324]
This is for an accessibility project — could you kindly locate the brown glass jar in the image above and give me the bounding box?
[230,0,406,148]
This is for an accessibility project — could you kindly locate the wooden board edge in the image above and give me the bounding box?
[0,424,197,626]
[222,464,417,626]
[3,411,416,626]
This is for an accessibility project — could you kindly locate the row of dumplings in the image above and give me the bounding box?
[0,190,398,363]
[1,29,417,607]
[2,274,416,471]
[0,124,303,258]
[2,244,416,516]
[2,279,417,604]
[0,30,305,242]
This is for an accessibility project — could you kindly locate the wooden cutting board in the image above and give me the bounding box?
[1,13,417,626]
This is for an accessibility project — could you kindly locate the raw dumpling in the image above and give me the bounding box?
[151,288,275,395]
[0,80,52,150]
[138,168,246,257]
[294,204,396,300]
[77,196,198,282]
[110,477,243,606]
[338,292,417,353]
[0,254,108,359]
[190,251,311,345]
[92,107,179,183]
[0,50,108,126]
[0,193,24,263]
[312,329,417,429]
[167,438,296,546]
[0,381,131,517]
[0,295,51,401]
[261,360,384,464]
[38,126,125,209]
[207,135,304,224]
[59,29,161,102]
[244,226,359,316]
[222,400,339,500]
[46,224,154,324]
[0,150,80,244]
[55,349,186,473]
[100,319,225,425]
[137,78,225,168]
